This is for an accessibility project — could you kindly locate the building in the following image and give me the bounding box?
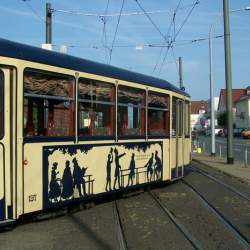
[235,87,250,129]
[191,100,208,131]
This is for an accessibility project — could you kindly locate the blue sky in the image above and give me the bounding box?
[0,0,250,100]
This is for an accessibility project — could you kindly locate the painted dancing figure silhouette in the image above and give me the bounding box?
[49,162,61,202]
[105,148,113,192]
[127,153,136,186]
[154,151,163,180]
[113,148,126,189]
[61,160,73,200]
[145,153,154,182]
[72,158,83,197]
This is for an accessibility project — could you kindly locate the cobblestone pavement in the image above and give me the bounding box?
[0,163,250,250]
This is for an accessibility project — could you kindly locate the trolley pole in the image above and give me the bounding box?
[178,57,183,90]
[46,2,52,44]
[223,0,234,164]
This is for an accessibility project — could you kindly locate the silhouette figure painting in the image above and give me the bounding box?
[105,148,113,191]
[113,148,126,190]
[72,158,86,197]
[61,160,73,200]
[127,153,136,186]
[81,166,88,196]
[49,162,61,202]
[145,153,154,182]
[154,151,163,180]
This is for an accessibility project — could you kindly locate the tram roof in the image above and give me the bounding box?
[0,38,189,97]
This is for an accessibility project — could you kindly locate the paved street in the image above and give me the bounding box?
[196,136,250,164]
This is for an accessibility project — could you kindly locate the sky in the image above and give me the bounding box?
[0,0,250,100]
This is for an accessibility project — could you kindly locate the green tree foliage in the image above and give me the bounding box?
[217,111,227,128]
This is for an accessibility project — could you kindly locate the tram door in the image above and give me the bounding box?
[0,68,15,221]
[175,99,185,178]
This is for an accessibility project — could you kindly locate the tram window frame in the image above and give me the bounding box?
[185,101,190,137]
[78,78,115,138]
[23,68,75,138]
[172,97,177,136]
[147,91,170,137]
[117,85,146,138]
[0,70,4,139]
[172,97,184,137]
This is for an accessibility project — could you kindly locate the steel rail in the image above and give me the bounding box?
[190,165,250,202]
[149,191,203,250]
[113,201,128,250]
[182,180,250,249]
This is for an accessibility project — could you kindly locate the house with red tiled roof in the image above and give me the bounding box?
[217,89,245,112]
[235,87,250,129]
[191,100,208,130]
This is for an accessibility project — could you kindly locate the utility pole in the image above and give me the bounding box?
[179,57,183,90]
[46,2,52,45]
[209,30,216,156]
[223,0,234,164]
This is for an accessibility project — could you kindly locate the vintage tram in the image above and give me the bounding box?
[0,38,191,226]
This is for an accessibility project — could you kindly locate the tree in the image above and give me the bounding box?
[217,111,227,128]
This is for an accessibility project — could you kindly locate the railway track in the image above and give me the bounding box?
[181,179,250,249]
[149,191,203,250]
[113,201,128,250]
[190,165,250,202]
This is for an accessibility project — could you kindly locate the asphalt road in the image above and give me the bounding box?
[195,135,250,164]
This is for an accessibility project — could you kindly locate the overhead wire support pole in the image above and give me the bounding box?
[178,57,183,90]
[223,0,234,164]
[46,2,52,44]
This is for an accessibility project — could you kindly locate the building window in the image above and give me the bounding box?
[148,92,169,136]
[78,79,115,137]
[117,86,145,136]
[23,69,74,137]
[0,71,4,139]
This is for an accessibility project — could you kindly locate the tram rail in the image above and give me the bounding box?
[190,165,250,202]
[113,201,128,250]
[149,191,203,250]
[181,179,250,249]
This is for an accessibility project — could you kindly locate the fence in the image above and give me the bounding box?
[192,138,249,168]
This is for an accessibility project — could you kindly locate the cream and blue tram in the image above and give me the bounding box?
[0,39,191,226]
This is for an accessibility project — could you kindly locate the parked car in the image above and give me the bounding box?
[217,129,224,137]
[241,129,250,139]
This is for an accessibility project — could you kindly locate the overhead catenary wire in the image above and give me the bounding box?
[101,0,111,63]
[109,0,125,64]
[157,0,200,75]
[52,34,224,50]
[153,0,182,73]
[21,0,45,22]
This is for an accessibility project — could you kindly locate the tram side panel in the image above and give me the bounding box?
[0,145,5,220]
[23,141,166,213]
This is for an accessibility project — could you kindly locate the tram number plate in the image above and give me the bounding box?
[29,194,37,202]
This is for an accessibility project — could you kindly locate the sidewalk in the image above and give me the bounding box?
[192,152,250,184]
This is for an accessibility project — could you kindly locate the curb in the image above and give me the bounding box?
[191,158,250,185]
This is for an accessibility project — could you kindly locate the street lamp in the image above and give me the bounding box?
[208,5,250,158]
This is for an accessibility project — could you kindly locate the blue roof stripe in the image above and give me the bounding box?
[0,38,189,97]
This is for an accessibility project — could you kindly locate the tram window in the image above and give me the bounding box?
[118,86,145,136]
[185,101,190,136]
[0,71,3,139]
[23,70,74,137]
[178,101,184,136]
[148,92,169,136]
[78,79,115,137]
[172,97,177,136]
